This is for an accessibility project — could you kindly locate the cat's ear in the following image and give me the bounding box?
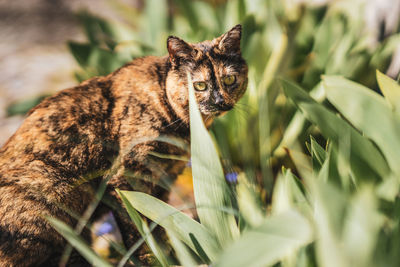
[167,36,194,65]
[215,24,242,54]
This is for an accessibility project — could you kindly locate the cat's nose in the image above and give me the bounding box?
[215,95,224,105]
[213,91,232,110]
[213,91,225,105]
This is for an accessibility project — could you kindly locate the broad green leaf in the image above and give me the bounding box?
[236,173,264,227]
[308,136,327,174]
[317,154,330,183]
[317,146,340,185]
[275,112,308,157]
[307,178,349,267]
[272,168,311,217]
[342,187,384,267]
[323,75,400,174]
[119,190,220,262]
[336,125,354,189]
[46,216,112,267]
[143,0,168,52]
[68,42,92,67]
[87,48,126,75]
[271,172,292,215]
[191,1,219,35]
[117,190,169,267]
[310,136,327,167]
[283,168,312,216]
[173,0,200,32]
[188,73,240,246]
[376,174,400,202]
[223,0,243,30]
[215,210,313,267]
[281,79,390,181]
[285,145,313,179]
[276,82,326,156]
[77,11,117,49]
[167,230,198,267]
[376,70,400,113]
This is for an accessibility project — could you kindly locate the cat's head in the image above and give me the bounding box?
[165,24,248,123]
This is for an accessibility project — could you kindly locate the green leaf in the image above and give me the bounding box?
[323,75,400,174]
[317,145,341,186]
[143,0,168,50]
[119,190,220,262]
[271,172,293,215]
[77,11,117,49]
[68,42,93,67]
[307,178,349,267]
[310,136,326,167]
[167,230,198,267]
[281,79,390,181]
[272,168,311,217]
[117,190,169,267]
[173,0,200,32]
[215,210,313,267]
[342,187,384,266]
[46,216,113,267]
[283,168,311,215]
[236,173,264,227]
[376,70,400,113]
[87,48,126,75]
[285,145,313,179]
[309,136,327,174]
[376,174,400,202]
[188,73,240,246]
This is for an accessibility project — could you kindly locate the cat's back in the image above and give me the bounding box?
[0,55,172,174]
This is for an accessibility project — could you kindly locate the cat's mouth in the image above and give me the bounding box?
[217,103,234,111]
[201,104,233,116]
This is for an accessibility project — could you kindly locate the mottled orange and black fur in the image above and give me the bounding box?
[0,25,247,266]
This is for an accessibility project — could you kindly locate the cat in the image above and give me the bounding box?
[0,24,248,266]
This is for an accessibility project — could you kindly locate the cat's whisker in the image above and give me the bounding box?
[234,103,254,113]
[231,106,250,122]
[164,118,183,128]
[232,105,248,116]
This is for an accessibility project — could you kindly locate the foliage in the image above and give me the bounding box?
[45,0,400,266]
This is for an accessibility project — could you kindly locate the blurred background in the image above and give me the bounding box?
[0,0,143,144]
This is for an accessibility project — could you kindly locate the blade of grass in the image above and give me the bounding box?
[342,187,384,266]
[306,177,349,267]
[117,190,169,267]
[46,216,113,267]
[215,210,313,267]
[236,173,264,227]
[188,72,240,246]
[376,70,400,113]
[323,75,400,174]
[281,79,390,181]
[119,190,220,262]
[167,230,198,267]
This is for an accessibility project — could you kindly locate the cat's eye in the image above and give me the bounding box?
[194,82,207,91]
[223,75,236,86]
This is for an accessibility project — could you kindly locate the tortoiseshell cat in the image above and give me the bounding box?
[0,24,247,266]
